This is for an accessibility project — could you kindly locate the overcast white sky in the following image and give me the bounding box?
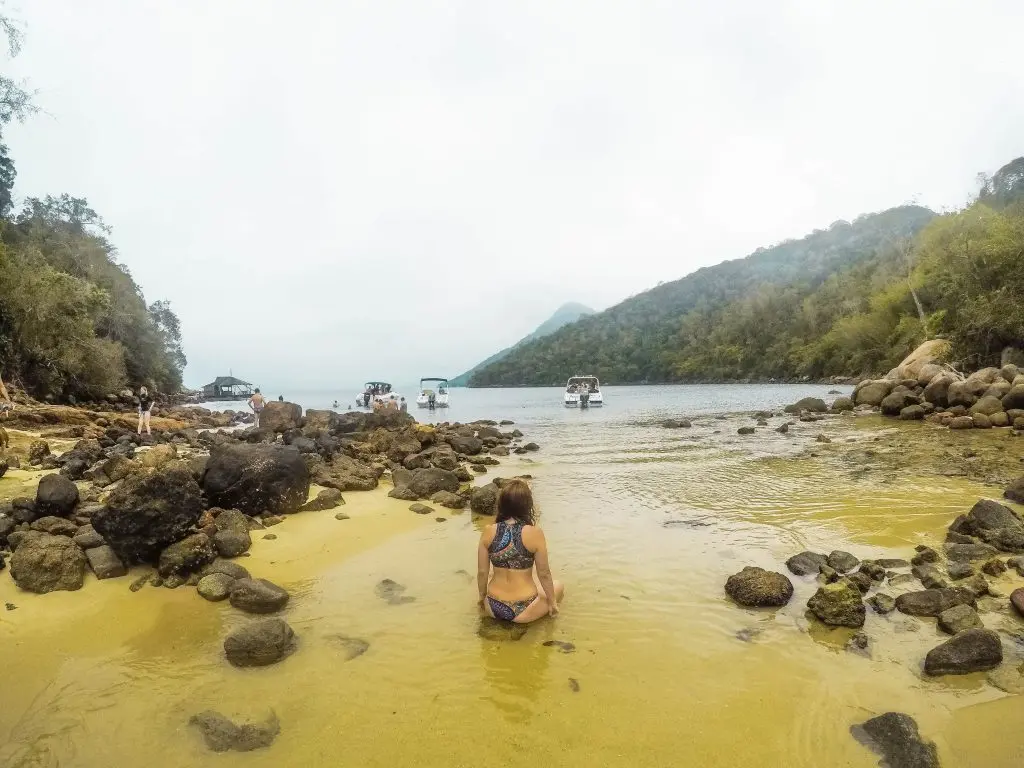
[5,0,1024,390]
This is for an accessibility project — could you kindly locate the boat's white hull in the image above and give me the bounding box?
[416,394,450,408]
[564,392,603,407]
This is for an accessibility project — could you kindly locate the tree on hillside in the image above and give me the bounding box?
[978,157,1024,210]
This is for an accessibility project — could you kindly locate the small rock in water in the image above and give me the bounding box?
[662,518,712,528]
[937,604,983,635]
[846,632,870,657]
[911,564,948,590]
[224,618,296,667]
[1010,588,1024,617]
[896,588,975,617]
[229,578,290,614]
[786,551,828,576]
[724,566,794,607]
[263,533,277,540]
[868,593,896,615]
[888,574,915,587]
[477,618,528,642]
[734,627,763,642]
[332,634,370,661]
[851,712,939,768]
[924,628,1002,676]
[409,504,434,515]
[775,423,789,434]
[189,710,280,752]
[875,558,910,569]
[981,558,1007,577]
[197,573,236,602]
[737,426,756,435]
[129,573,153,592]
[375,578,415,605]
[435,517,447,523]
[911,546,940,566]
[542,640,576,653]
[807,581,865,628]
[568,677,580,693]
[847,572,873,594]
[5,602,16,611]
[334,512,350,520]
[827,550,859,573]
[947,561,974,580]
[859,561,886,582]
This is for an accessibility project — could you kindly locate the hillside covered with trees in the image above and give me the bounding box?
[469,157,1024,387]
[0,16,186,401]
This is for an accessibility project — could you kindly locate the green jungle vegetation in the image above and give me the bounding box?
[469,157,1024,387]
[0,16,185,400]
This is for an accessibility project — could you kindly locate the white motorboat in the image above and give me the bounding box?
[356,381,403,409]
[416,377,450,409]
[564,375,603,407]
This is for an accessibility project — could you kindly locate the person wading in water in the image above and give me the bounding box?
[249,388,266,428]
[477,479,564,623]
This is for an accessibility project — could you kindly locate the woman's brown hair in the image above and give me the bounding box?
[496,478,535,526]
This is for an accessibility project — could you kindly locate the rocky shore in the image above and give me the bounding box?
[0,398,536,752]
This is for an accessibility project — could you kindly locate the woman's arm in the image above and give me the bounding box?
[531,528,558,616]
[476,532,491,603]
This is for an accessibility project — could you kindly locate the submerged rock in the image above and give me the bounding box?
[895,588,975,617]
[807,581,865,628]
[9,533,87,593]
[868,593,896,615]
[229,578,290,614]
[724,567,794,607]
[190,710,280,752]
[331,634,370,661]
[375,578,415,605]
[924,628,1002,676]
[409,503,434,515]
[852,712,938,768]
[224,618,296,667]
[937,604,983,635]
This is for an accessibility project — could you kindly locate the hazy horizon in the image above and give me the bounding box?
[5,1,1024,389]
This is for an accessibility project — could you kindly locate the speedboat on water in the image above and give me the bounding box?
[416,377,450,409]
[564,375,603,407]
[356,381,400,408]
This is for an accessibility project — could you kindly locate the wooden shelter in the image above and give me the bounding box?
[202,375,253,401]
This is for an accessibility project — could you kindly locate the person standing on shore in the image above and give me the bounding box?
[249,388,266,428]
[400,396,408,413]
[137,387,154,435]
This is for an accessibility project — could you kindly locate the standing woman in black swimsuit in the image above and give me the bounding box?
[477,479,564,623]
[137,387,154,436]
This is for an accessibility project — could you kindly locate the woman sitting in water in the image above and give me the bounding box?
[477,479,564,623]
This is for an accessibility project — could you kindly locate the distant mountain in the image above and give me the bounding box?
[467,205,940,386]
[449,302,595,387]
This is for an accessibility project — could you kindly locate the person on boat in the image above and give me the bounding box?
[477,479,563,624]
[137,386,154,436]
[400,397,408,413]
[248,388,266,428]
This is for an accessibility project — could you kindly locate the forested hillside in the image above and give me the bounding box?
[0,17,186,400]
[470,157,1024,387]
[450,302,593,386]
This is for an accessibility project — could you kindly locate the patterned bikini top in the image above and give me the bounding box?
[488,520,535,570]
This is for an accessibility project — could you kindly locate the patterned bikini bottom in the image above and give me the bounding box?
[487,594,538,621]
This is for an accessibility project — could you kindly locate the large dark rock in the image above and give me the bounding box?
[786,551,828,576]
[854,380,893,407]
[784,397,827,414]
[224,618,296,667]
[312,454,381,492]
[1001,383,1024,411]
[447,434,484,455]
[881,390,920,416]
[852,712,938,768]
[966,498,1023,533]
[807,581,865,627]
[9,533,87,593]
[92,466,204,564]
[158,533,216,577]
[724,566,794,607]
[944,542,998,561]
[258,400,302,432]
[189,710,280,753]
[392,467,460,499]
[923,375,954,408]
[229,578,290,614]
[470,483,499,515]
[203,444,310,516]
[35,474,80,518]
[924,628,1002,676]
[895,588,975,617]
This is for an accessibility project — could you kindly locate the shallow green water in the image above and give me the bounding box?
[2,406,1023,767]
